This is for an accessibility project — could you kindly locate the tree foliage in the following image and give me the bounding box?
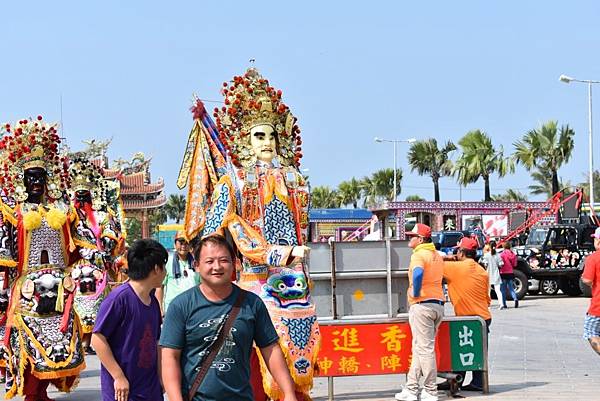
[514,120,575,196]
[454,130,514,201]
[338,178,362,208]
[491,189,528,202]
[360,168,402,207]
[407,138,456,201]
[165,194,186,224]
[311,186,341,208]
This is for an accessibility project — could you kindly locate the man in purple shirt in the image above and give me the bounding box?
[92,239,168,401]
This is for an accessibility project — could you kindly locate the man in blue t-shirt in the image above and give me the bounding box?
[160,234,298,401]
[92,239,168,401]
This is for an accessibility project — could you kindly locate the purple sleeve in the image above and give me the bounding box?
[93,293,123,339]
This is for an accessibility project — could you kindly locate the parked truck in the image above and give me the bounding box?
[512,223,597,299]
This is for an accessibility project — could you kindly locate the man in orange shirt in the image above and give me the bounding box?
[395,224,445,401]
[581,227,600,356]
[439,237,491,392]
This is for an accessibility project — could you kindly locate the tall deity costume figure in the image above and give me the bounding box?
[178,68,320,401]
[0,117,85,400]
[68,155,123,354]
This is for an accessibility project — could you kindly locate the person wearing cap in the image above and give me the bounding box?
[581,227,600,356]
[437,237,491,392]
[395,223,445,401]
[156,231,198,316]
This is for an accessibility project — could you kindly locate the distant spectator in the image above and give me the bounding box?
[481,242,504,308]
[92,239,168,401]
[499,242,519,309]
[582,227,600,356]
[156,231,198,316]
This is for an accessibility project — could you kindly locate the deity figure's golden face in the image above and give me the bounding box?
[250,124,277,163]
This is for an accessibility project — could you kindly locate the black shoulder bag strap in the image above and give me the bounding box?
[187,289,247,401]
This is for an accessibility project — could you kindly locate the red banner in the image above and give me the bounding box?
[316,321,452,377]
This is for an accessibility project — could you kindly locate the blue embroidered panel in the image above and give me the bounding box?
[263,197,298,246]
[281,316,317,350]
[202,184,230,236]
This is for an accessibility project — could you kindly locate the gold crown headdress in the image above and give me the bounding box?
[0,116,69,201]
[68,154,109,208]
[213,68,303,168]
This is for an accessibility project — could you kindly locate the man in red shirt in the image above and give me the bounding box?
[582,227,600,356]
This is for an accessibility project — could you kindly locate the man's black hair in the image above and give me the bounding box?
[194,234,236,261]
[127,239,168,280]
[422,236,433,243]
[461,248,478,260]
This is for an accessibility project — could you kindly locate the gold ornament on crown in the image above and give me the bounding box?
[68,154,109,209]
[213,67,303,168]
[0,116,69,202]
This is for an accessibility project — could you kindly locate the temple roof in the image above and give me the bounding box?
[119,172,164,195]
[122,194,167,210]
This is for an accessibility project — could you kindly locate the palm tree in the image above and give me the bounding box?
[528,164,572,198]
[361,168,402,207]
[338,178,362,208]
[513,120,575,196]
[407,138,456,201]
[164,194,186,224]
[311,186,340,208]
[405,194,426,201]
[454,130,515,201]
[577,170,600,201]
[491,189,528,202]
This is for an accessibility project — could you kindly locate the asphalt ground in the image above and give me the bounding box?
[5,294,600,401]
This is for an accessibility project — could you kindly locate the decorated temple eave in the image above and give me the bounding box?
[122,194,167,210]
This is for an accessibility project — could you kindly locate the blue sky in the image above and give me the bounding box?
[2,1,600,202]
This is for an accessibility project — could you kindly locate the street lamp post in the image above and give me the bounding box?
[560,74,600,211]
[374,137,417,202]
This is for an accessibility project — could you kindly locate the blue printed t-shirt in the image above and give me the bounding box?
[159,285,279,401]
[93,283,163,401]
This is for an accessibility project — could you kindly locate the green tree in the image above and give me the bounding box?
[407,138,456,201]
[513,120,575,196]
[577,170,600,201]
[405,194,426,201]
[361,168,402,207]
[311,186,340,208]
[528,164,573,198]
[164,194,187,224]
[454,130,515,201]
[125,218,141,242]
[491,189,528,202]
[148,207,168,235]
[338,178,362,208]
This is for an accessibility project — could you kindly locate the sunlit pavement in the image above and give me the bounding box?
[4,295,600,401]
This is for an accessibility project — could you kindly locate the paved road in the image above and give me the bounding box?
[5,295,600,401]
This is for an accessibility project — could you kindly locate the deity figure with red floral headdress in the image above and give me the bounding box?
[178,67,319,401]
[0,117,86,400]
